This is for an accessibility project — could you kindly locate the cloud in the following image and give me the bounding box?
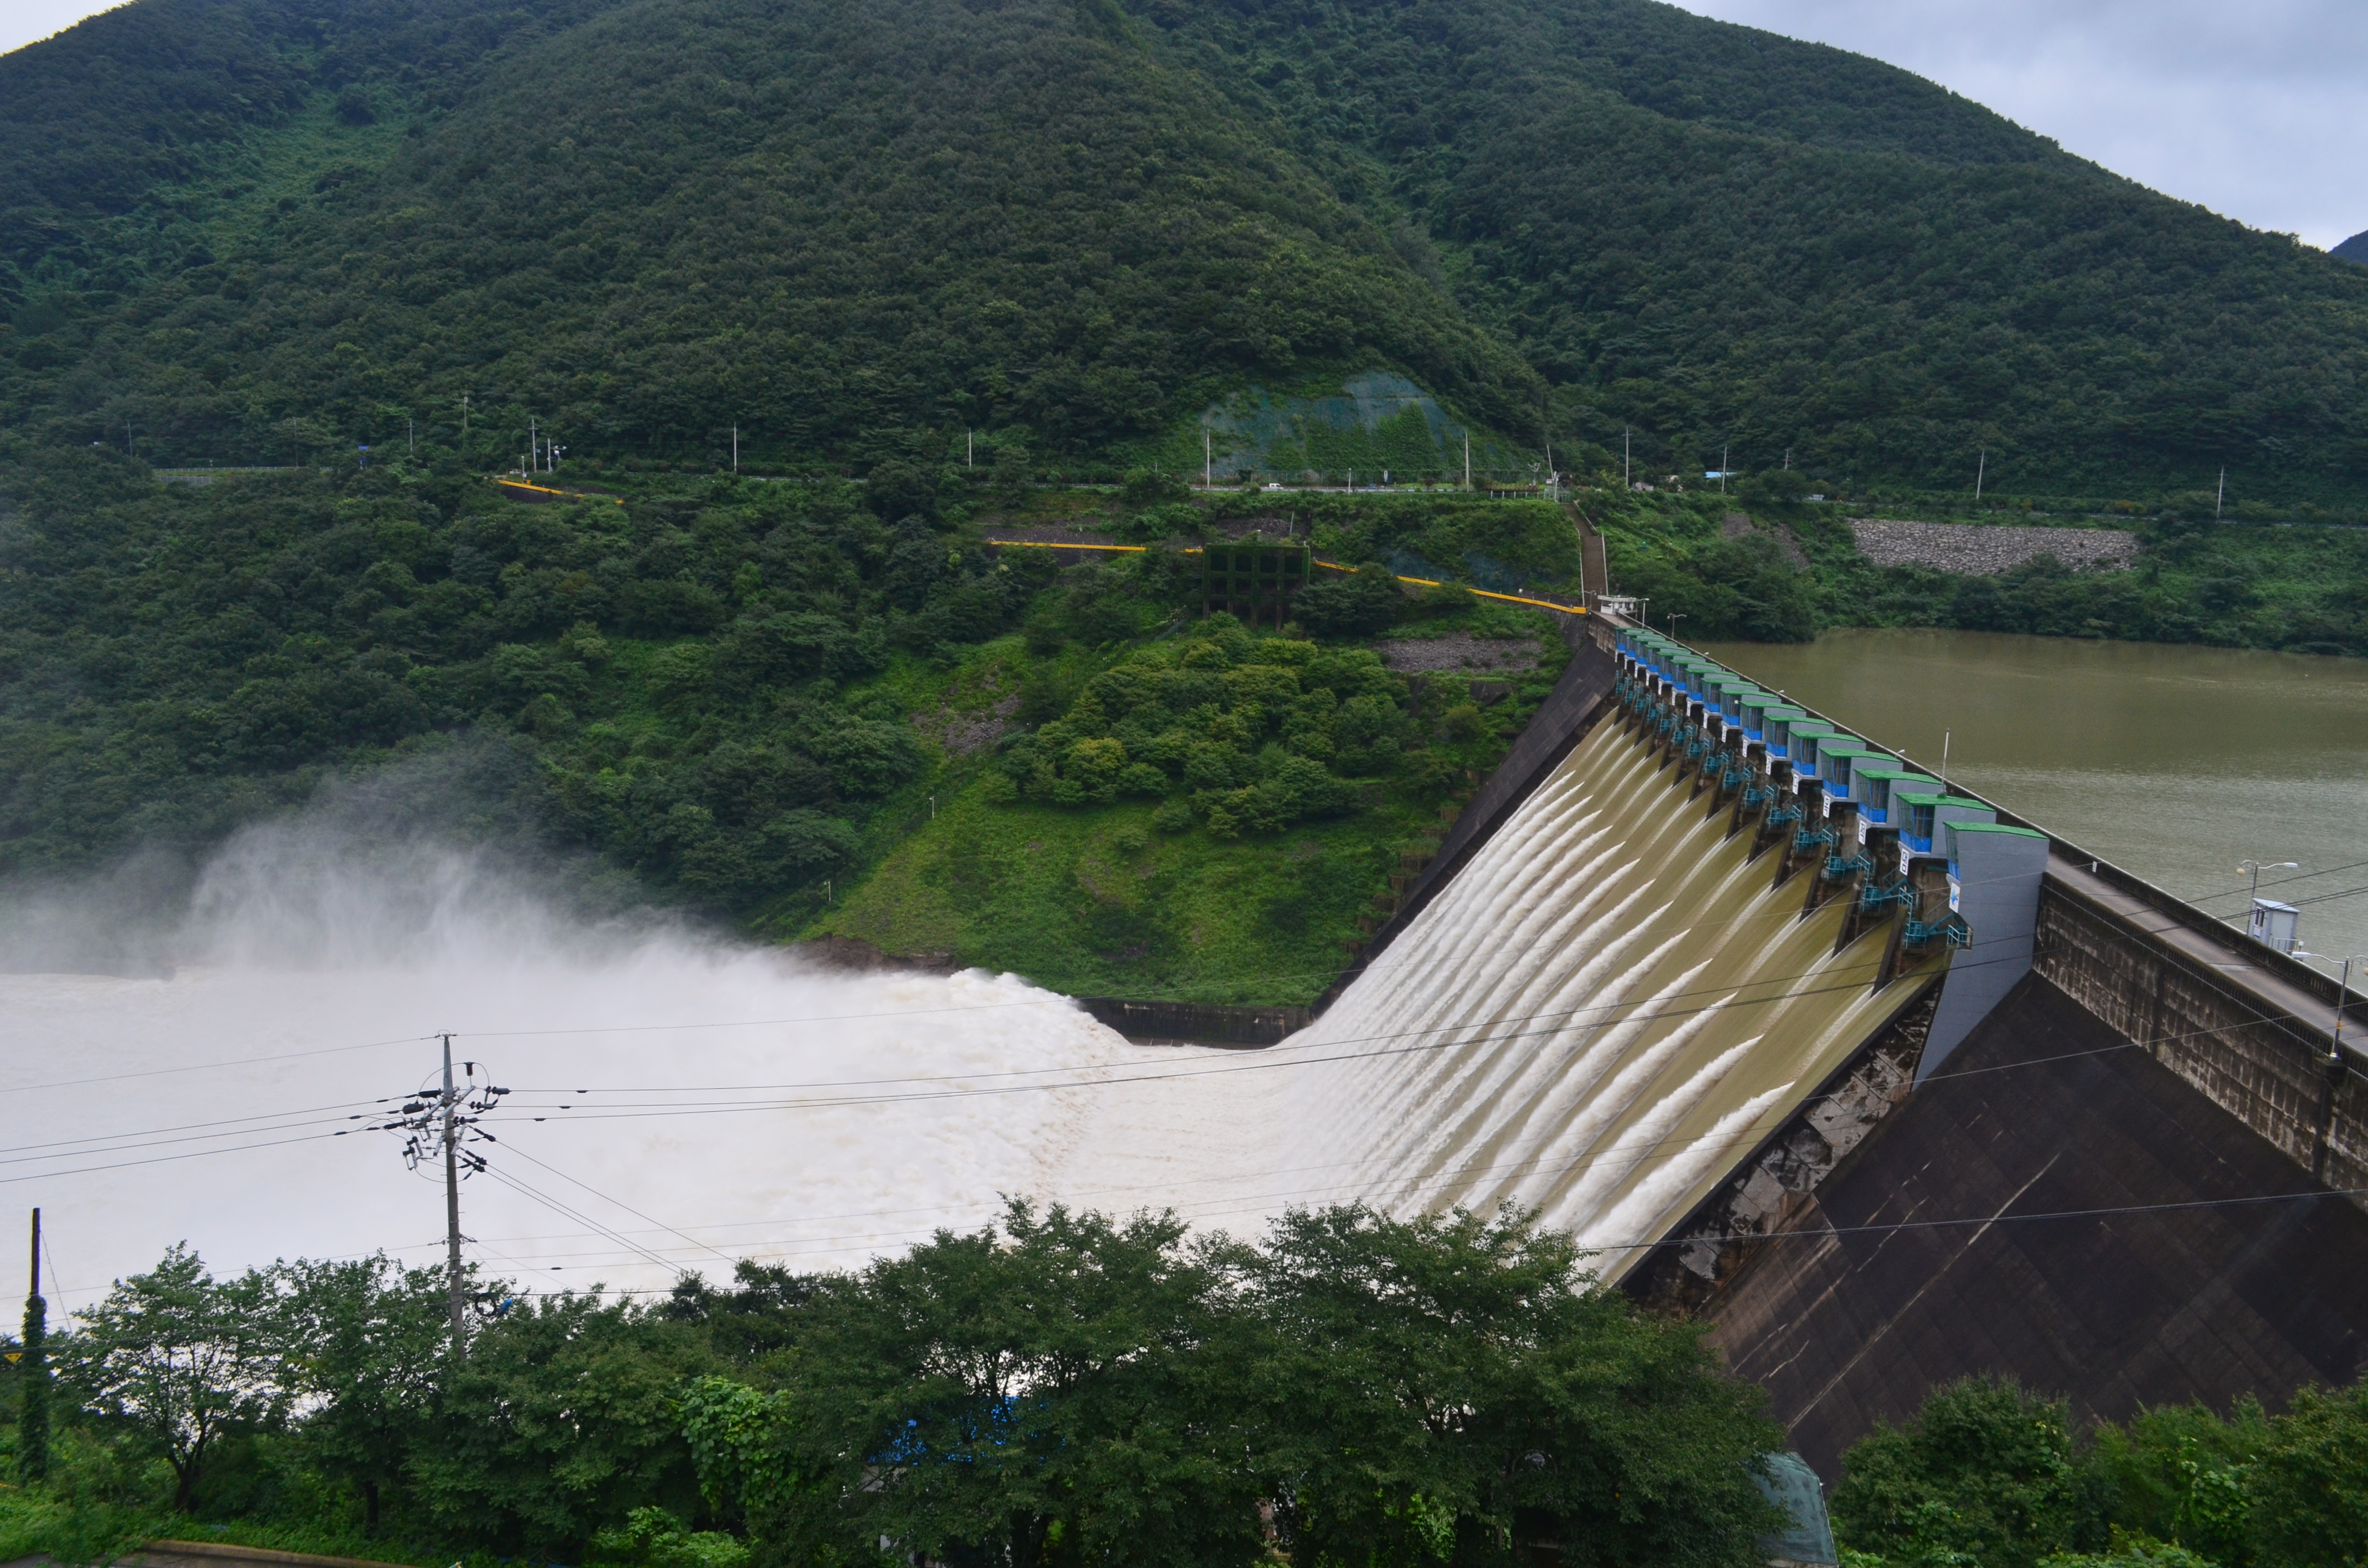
[1680,0,2368,249]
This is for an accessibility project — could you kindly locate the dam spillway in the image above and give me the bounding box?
[1264,613,2368,1474]
[1292,656,1946,1283]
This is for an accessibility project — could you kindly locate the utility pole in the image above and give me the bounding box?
[1975,450,1986,502]
[1464,432,1471,490]
[461,393,470,436]
[1623,428,1630,490]
[407,416,415,458]
[1204,427,1211,490]
[529,416,538,474]
[967,429,974,470]
[732,424,739,474]
[370,1040,506,1356]
[19,1208,48,1481]
[2216,466,2226,519]
[1720,445,1728,494]
[439,1035,464,1349]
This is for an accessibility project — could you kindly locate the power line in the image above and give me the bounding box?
[387,1022,2183,1268]
[0,1112,372,1169]
[0,1098,385,1160]
[365,1036,508,1348]
[0,957,1958,1185]
[0,933,2303,1192]
[2188,857,2368,905]
[373,1012,2327,1281]
[0,1128,350,1185]
[0,1033,436,1097]
[475,958,2032,1127]
[497,1144,738,1268]
[480,1165,681,1277]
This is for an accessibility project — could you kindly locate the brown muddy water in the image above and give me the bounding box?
[1699,628,2368,976]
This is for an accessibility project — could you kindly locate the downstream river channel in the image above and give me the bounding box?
[1699,629,2368,976]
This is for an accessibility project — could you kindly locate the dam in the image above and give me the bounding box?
[12,605,2364,1486]
[1283,612,2368,1476]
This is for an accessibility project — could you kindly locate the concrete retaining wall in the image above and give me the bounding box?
[1077,996,1312,1046]
[1317,615,1616,1004]
[1702,972,2368,1479]
[2036,879,2366,1200]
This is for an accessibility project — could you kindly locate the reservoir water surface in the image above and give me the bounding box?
[1699,628,2368,970]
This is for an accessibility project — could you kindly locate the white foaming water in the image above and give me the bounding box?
[11,711,1907,1306]
[4,815,1295,1309]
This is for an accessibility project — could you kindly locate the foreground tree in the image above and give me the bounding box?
[1250,1204,1787,1568]
[2248,1383,2368,1568]
[404,1289,713,1558]
[274,1254,453,1533]
[738,1201,1266,1568]
[66,1244,288,1510]
[686,1201,1787,1568]
[1829,1377,2084,1568]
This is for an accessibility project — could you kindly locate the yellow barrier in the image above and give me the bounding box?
[980,539,1584,616]
[488,476,626,506]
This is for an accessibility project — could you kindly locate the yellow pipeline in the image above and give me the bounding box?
[983,538,1585,615]
[488,476,626,506]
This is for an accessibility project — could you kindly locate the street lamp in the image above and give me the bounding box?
[2292,951,2363,1180]
[2241,859,2299,905]
[2293,951,2364,1059]
[1666,612,1687,641]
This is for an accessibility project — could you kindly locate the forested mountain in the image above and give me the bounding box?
[4,0,2367,494]
[0,0,1537,471]
[1132,0,2368,499]
[5,0,2368,957]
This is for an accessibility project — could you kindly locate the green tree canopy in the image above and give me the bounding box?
[1249,1204,1787,1568]
[65,1245,290,1511]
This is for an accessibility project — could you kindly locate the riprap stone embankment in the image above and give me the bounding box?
[1850,518,2140,575]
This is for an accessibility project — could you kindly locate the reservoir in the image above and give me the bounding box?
[1699,629,2368,973]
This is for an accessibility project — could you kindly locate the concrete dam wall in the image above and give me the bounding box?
[1287,616,2368,1475]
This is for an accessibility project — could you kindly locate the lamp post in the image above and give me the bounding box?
[2292,952,2364,1181]
[2241,859,2299,906]
[1666,612,1686,642]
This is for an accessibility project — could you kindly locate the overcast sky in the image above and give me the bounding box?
[1680,0,2368,250]
[4,0,2362,251]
